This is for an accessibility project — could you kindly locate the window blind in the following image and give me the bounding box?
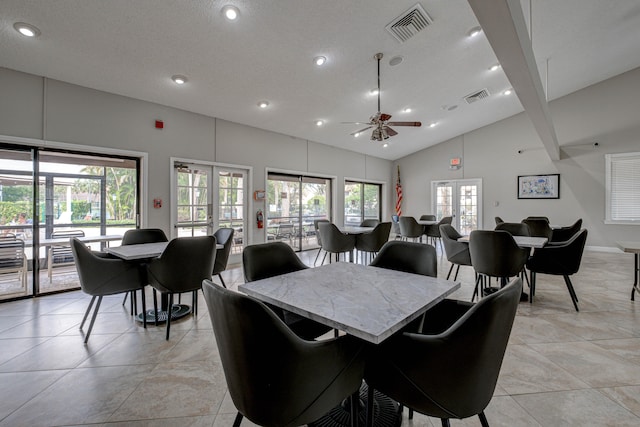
[608,152,640,222]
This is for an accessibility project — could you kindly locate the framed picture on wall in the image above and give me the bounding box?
[517,174,560,199]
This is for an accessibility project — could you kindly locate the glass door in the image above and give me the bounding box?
[432,179,482,235]
[267,173,331,252]
[214,166,247,260]
[174,163,213,237]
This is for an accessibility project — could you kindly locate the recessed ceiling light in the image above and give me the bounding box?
[316,120,324,126]
[468,26,482,38]
[171,75,187,85]
[370,88,379,96]
[258,101,269,108]
[383,143,389,148]
[389,56,404,67]
[222,5,239,21]
[403,108,412,113]
[429,122,438,128]
[14,22,40,37]
[503,89,513,96]
[489,63,501,71]
[354,132,361,138]
[313,56,326,66]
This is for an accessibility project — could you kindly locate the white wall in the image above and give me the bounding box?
[0,67,393,243]
[395,66,640,248]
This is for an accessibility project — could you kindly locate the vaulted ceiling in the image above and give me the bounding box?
[2,0,640,160]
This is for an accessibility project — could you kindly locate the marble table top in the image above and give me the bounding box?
[417,220,437,225]
[458,235,548,248]
[107,241,223,260]
[338,226,374,234]
[239,262,460,344]
[617,241,640,254]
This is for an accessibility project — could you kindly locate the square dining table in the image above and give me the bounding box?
[239,262,460,344]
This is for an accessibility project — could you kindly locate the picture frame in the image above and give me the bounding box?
[517,174,560,199]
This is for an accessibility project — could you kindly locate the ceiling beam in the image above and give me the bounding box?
[468,0,560,160]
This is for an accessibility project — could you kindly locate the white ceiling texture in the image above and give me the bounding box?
[1,0,640,160]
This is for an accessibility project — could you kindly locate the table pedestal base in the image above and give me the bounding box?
[309,382,401,427]
[135,304,191,323]
[631,253,640,301]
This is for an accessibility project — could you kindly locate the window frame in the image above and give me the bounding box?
[344,179,383,226]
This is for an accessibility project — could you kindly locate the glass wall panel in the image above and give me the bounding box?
[344,181,381,226]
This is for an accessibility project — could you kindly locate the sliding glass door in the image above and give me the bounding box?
[267,173,331,252]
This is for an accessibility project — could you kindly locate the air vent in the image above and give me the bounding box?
[464,89,490,104]
[386,3,433,43]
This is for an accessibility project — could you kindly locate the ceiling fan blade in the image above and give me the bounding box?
[384,126,398,136]
[379,113,392,122]
[350,126,372,136]
[386,121,422,127]
[341,121,373,125]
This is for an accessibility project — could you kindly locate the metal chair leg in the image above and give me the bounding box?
[563,275,580,311]
[141,288,147,329]
[217,273,227,288]
[453,264,461,281]
[446,264,454,280]
[166,293,174,340]
[80,296,97,330]
[478,411,490,427]
[84,295,103,344]
[232,412,243,427]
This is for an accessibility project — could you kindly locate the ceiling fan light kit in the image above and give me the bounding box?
[345,52,422,143]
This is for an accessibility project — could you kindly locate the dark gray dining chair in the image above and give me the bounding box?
[425,216,453,249]
[212,227,234,287]
[360,219,380,227]
[419,214,436,221]
[364,278,522,427]
[495,222,530,236]
[71,238,147,343]
[469,230,529,302]
[522,218,553,240]
[550,218,582,244]
[313,219,330,266]
[147,236,217,340]
[526,229,587,311]
[370,240,437,278]
[202,279,366,427]
[355,222,391,264]
[318,222,356,263]
[440,224,472,280]
[398,216,424,242]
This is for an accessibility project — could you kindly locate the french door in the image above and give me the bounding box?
[432,179,482,235]
[173,161,248,261]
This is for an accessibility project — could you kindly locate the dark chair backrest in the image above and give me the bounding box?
[495,216,505,225]
[318,222,355,253]
[243,241,308,282]
[469,230,529,278]
[51,230,85,264]
[522,218,553,239]
[212,227,234,275]
[495,222,530,236]
[366,278,522,420]
[121,228,168,245]
[551,218,582,243]
[426,216,453,238]
[440,224,471,266]
[419,214,436,221]
[528,229,588,275]
[370,240,437,277]
[360,219,380,227]
[313,219,330,246]
[202,279,365,427]
[399,216,424,239]
[147,236,217,293]
[355,222,392,252]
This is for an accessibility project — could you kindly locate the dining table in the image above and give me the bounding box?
[240,262,459,426]
[458,234,548,248]
[106,241,222,323]
[617,241,640,300]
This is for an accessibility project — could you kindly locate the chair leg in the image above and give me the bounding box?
[314,248,322,266]
[141,288,147,329]
[153,289,159,326]
[80,296,97,329]
[218,273,227,288]
[478,411,490,427]
[409,408,414,419]
[321,251,328,265]
[563,275,580,311]
[166,293,174,340]
[453,264,461,281]
[232,412,243,427]
[530,272,536,304]
[441,419,451,427]
[446,264,454,280]
[122,291,128,306]
[84,295,103,344]
[349,390,358,427]
[472,274,482,301]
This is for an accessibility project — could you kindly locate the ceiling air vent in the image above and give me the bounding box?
[386,3,433,43]
[464,89,490,104]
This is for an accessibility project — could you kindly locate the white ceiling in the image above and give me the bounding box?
[1,0,640,160]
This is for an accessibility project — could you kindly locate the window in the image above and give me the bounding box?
[344,181,381,226]
[432,179,482,234]
[606,152,640,224]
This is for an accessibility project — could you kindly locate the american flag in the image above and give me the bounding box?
[395,165,403,216]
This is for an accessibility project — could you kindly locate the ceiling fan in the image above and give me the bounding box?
[344,52,422,142]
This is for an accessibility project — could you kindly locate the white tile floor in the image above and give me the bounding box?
[0,247,639,426]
